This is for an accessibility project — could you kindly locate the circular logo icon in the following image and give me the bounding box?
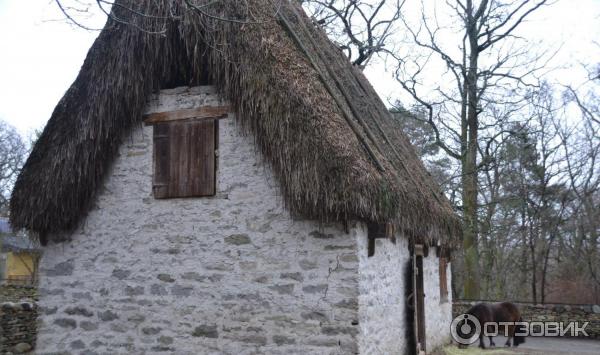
[450,313,481,345]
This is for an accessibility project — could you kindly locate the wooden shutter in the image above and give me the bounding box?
[153,123,171,198]
[152,119,216,198]
[439,256,448,301]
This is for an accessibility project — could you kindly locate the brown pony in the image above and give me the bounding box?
[465,302,526,348]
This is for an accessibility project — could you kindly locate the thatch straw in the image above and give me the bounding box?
[10,0,460,246]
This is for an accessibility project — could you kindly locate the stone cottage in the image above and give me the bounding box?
[10,1,461,354]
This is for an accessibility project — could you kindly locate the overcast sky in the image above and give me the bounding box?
[0,0,599,137]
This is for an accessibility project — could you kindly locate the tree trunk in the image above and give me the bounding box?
[541,243,552,304]
[462,165,480,299]
[529,238,537,303]
[462,15,481,299]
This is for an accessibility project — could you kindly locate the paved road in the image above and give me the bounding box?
[444,337,600,355]
[505,336,600,355]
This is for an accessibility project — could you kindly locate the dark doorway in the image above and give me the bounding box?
[407,244,427,354]
[406,244,426,354]
[413,245,426,353]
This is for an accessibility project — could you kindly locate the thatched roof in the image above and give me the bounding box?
[10,0,460,246]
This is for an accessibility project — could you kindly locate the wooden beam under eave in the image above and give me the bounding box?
[143,105,230,125]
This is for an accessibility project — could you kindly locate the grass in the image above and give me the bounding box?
[442,345,519,355]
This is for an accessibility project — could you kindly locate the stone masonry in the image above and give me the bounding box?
[0,285,38,354]
[36,87,362,354]
[357,236,411,354]
[35,86,453,354]
[0,285,37,303]
[1,300,37,354]
[357,236,452,354]
[423,249,453,351]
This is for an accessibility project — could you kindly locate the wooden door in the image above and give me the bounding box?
[413,244,426,353]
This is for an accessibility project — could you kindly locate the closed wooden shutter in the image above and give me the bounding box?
[152,119,217,198]
[439,256,448,301]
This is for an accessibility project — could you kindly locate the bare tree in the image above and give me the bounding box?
[303,0,404,68]
[517,83,567,303]
[563,60,600,126]
[556,94,600,291]
[56,0,403,69]
[0,120,27,215]
[53,0,284,34]
[394,0,550,299]
[560,59,600,289]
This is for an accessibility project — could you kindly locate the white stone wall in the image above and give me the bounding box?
[356,235,452,354]
[356,233,411,355]
[424,249,453,352]
[35,87,362,355]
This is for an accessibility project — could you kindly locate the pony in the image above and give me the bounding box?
[463,302,526,349]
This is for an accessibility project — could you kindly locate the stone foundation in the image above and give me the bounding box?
[0,300,37,354]
[0,285,37,303]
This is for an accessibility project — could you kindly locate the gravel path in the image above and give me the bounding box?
[505,336,600,355]
[443,337,600,355]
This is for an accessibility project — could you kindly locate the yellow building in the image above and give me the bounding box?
[4,250,38,284]
[1,219,40,285]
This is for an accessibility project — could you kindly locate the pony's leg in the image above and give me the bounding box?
[479,334,486,349]
[489,336,495,347]
[505,324,515,347]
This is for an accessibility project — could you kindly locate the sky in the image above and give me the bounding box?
[0,0,599,137]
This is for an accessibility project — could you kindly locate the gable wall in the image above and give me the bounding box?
[35,87,362,354]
